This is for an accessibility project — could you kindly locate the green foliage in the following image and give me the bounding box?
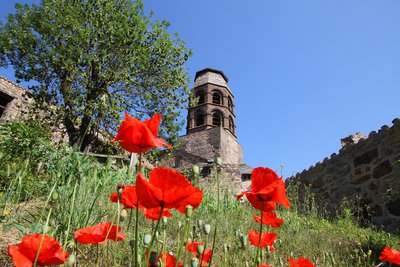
[0,121,54,198]
[0,0,191,151]
[1,149,400,266]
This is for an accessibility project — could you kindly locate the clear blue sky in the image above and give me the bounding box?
[1,1,400,177]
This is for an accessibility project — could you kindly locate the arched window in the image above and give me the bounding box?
[228,96,233,112]
[195,90,205,105]
[212,111,223,127]
[228,116,235,133]
[212,90,223,105]
[194,111,205,126]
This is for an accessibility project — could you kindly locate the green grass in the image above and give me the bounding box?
[1,147,399,266]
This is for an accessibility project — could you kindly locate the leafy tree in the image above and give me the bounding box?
[0,0,191,151]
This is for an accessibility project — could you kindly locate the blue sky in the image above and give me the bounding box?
[1,1,400,177]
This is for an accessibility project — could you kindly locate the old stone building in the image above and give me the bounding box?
[0,76,33,121]
[287,119,400,231]
[161,68,252,191]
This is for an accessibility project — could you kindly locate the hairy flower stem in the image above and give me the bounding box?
[144,204,164,267]
[175,218,190,267]
[134,151,142,267]
[33,207,52,267]
[208,164,221,267]
[254,202,265,266]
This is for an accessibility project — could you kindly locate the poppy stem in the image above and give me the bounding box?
[254,202,265,266]
[134,151,142,267]
[175,217,190,267]
[33,207,52,267]
[144,203,164,267]
[208,163,221,267]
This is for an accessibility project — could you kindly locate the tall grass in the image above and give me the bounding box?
[1,146,399,266]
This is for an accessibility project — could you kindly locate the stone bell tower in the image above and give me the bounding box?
[160,68,251,191]
[187,68,236,137]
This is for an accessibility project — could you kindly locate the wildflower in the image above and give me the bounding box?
[248,230,277,249]
[379,247,400,265]
[258,264,272,267]
[3,209,11,217]
[253,211,284,228]
[74,222,125,244]
[145,251,183,267]
[112,113,172,153]
[237,167,290,211]
[186,241,213,267]
[288,257,314,267]
[136,168,203,215]
[8,234,69,267]
[110,185,172,220]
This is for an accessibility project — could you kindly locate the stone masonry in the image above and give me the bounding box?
[0,76,34,121]
[287,119,400,231]
[161,69,251,192]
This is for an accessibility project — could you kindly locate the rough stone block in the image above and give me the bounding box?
[354,149,378,167]
[372,160,392,178]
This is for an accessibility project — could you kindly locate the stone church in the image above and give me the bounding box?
[161,68,252,191]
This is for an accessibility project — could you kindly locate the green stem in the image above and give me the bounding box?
[144,204,164,267]
[134,151,142,267]
[208,164,221,267]
[254,202,265,267]
[175,218,190,267]
[33,207,52,267]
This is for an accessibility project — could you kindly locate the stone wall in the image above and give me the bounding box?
[287,118,400,231]
[0,76,34,121]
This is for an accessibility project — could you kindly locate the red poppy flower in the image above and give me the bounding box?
[159,252,183,267]
[74,222,126,244]
[136,168,203,214]
[248,230,277,249]
[258,264,272,267]
[110,185,173,221]
[186,241,213,267]
[379,247,400,265]
[112,113,172,153]
[288,258,314,267]
[254,211,284,228]
[237,167,290,211]
[8,234,69,267]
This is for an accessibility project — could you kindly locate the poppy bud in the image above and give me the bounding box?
[117,183,124,194]
[149,251,158,267]
[223,244,228,253]
[215,157,222,166]
[144,234,152,245]
[178,221,182,228]
[186,205,193,218]
[197,245,204,255]
[120,209,128,222]
[192,165,200,175]
[197,219,203,228]
[240,234,247,247]
[155,231,160,239]
[65,254,76,267]
[162,217,168,225]
[51,191,59,201]
[191,257,199,267]
[203,224,211,235]
[129,239,135,249]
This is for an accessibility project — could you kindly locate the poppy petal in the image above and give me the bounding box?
[8,245,33,267]
[136,172,163,209]
[248,230,277,248]
[379,247,400,265]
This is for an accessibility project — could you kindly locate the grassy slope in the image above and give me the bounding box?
[1,149,399,266]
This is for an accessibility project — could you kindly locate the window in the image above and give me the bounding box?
[228,96,233,112]
[212,111,223,127]
[194,111,205,126]
[212,90,222,105]
[0,92,13,118]
[228,116,235,133]
[195,90,205,105]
